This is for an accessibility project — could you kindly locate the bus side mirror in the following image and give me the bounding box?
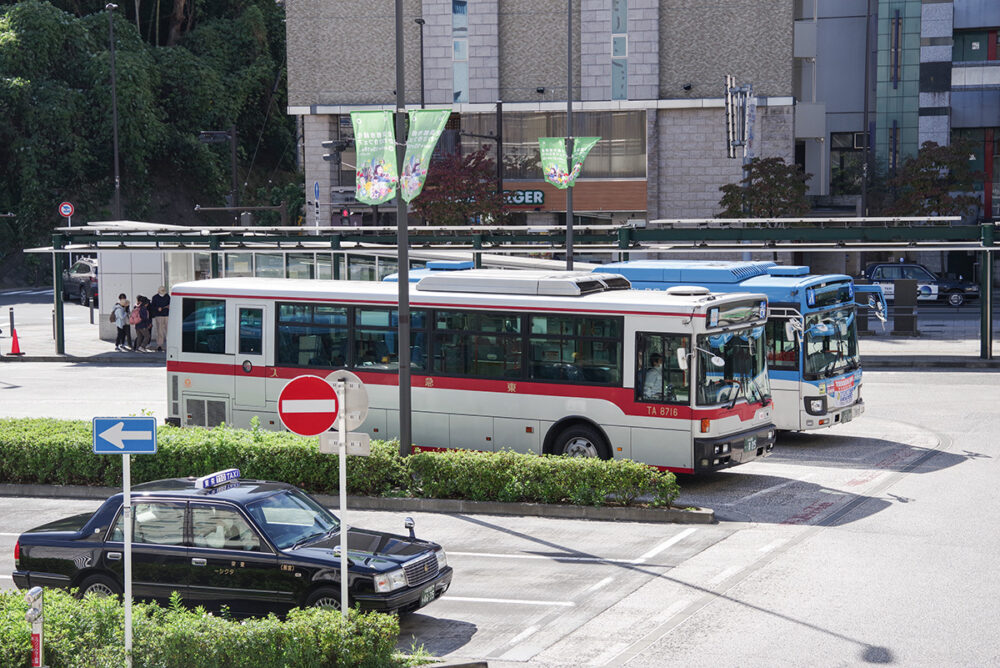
[676,348,688,371]
[784,321,797,341]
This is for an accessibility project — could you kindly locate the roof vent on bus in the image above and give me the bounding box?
[665,285,712,296]
[766,265,810,277]
[415,269,629,296]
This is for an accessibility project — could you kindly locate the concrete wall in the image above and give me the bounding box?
[498,0,581,103]
[658,0,793,99]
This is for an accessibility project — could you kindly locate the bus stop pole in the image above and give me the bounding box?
[394,0,412,456]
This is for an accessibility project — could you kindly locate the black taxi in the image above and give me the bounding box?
[12,469,452,616]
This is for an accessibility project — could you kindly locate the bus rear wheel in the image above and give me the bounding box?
[553,424,610,459]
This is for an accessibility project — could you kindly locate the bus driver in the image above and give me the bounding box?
[642,353,663,400]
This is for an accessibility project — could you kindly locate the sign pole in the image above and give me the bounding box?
[337,379,348,618]
[123,453,133,668]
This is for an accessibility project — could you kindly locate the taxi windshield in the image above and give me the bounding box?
[695,325,770,406]
[803,307,859,378]
[245,489,340,550]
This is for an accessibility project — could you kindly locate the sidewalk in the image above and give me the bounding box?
[1,290,997,368]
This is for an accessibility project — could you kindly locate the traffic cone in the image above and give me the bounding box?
[7,328,24,356]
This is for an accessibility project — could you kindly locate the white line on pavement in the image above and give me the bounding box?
[0,574,12,580]
[446,551,668,565]
[635,527,698,563]
[0,533,20,537]
[708,564,743,586]
[507,625,540,645]
[445,596,574,607]
[583,576,615,593]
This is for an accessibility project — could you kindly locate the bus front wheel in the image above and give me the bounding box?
[553,424,611,460]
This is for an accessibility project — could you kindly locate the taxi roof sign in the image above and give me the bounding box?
[196,468,241,489]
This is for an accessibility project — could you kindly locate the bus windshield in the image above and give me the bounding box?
[695,325,770,406]
[802,307,859,378]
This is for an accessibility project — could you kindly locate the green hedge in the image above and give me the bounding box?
[0,418,679,507]
[0,589,405,668]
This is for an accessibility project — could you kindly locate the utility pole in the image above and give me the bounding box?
[565,0,574,270]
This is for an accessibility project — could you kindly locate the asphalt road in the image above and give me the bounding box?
[2,361,999,666]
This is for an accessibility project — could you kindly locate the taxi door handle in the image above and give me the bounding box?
[192,558,207,566]
[107,552,122,561]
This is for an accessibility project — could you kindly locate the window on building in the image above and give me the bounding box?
[830,132,864,196]
[611,0,627,100]
[953,30,989,62]
[453,0,469,103]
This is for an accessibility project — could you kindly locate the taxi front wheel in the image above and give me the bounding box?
[78,574,122,599]
[306,586,350,610]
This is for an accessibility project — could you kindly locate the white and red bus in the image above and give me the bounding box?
[165,271,775,473]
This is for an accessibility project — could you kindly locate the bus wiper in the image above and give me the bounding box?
[727,380,745,410]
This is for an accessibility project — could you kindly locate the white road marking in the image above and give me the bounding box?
[635,527,697,563]
[447,551,669,565]
[757,539,787,553]
[731,475,813,504]
[591,598,692,666]
[280,399,336,413]
[708,564,742,586]
[0,574,12,580]
[0,533,20,537]
[507,625,540,645]
[444,596,574,607]
[583,576,615,593]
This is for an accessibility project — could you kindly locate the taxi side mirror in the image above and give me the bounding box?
[405,517,415,540]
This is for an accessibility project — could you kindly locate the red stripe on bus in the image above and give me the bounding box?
[169,291,703,318]
[413,445,695,473]
[168,361,765,422]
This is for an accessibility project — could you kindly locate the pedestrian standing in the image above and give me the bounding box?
[123,298,134,350]
[112,293,130,352]
[133,295,152,352]
[150,285,170,352]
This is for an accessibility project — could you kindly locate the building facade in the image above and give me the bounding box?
[285,0,796,226]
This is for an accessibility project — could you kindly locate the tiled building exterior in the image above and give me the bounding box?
[285,0,796,225]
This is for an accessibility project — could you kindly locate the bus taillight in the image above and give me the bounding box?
[700,418,710,433]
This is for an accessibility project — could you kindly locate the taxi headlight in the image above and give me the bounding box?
[435,548,447,570]
[374,568,408,593]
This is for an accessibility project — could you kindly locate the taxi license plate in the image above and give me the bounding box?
[420,586,435,607]
[744,436,757,452]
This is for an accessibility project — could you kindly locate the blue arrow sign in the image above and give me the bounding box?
[93,417,157,454]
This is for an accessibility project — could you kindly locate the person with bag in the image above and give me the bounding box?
[112,293,131,352]
[131,295,152,352]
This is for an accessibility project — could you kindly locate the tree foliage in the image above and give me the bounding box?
[0,0,301,281]
[874,140,983,218]
[410,146,509,225]
[717,157,812,219]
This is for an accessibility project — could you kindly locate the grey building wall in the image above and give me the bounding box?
[628,0,660,100]
[580,0,611,101]
[919,1,952,147]
[499,0,581,103]
[469,1,500,103]
[286,0,423,106]
[422,0,454,106]
[658,0,793,99]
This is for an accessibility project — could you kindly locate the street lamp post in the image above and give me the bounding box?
[395,0,412,457]
[106,3,122,220]
[198,128,239,225]
[414,18,426,109]
[565,0,574,270]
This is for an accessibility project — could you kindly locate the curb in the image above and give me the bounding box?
[0,354,165,363]
[0,483,714,524]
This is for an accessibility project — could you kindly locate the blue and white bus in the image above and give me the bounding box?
[594,261,886,432]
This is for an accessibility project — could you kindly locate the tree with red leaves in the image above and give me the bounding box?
[410,146,508,225]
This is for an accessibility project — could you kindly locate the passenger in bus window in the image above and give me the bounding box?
[642,353,663,400]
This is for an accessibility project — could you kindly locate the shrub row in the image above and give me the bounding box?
[0,418,680,507]
[0,589,405,668]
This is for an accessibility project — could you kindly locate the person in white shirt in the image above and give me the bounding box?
[642,353,663,400]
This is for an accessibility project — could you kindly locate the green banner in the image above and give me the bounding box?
[351,111,398,205]
[401,109,451,202]
[539,137,570,189]
[569,136,600,186]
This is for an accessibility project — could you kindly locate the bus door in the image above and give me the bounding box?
[234,304,267,409]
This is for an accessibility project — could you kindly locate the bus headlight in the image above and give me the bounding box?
[374,569,408,593]
[805,396,827,415]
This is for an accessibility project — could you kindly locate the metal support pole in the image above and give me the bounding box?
[209,237,220,278]
[981,249,994,360]
[395,0,412,457]
[107,3,122,220]
[415,18,426,108]
[52,237,65,355]
[230,126,239,226]
[337,380,349,618]
[496,100,503,198]
[123,453,133,668]
[565,0,574,271]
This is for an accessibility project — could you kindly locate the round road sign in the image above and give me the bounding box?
[59,202,75,218]
[325,370,369,430]
[278,375,339,436]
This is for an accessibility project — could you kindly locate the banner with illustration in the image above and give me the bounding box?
[401,109,451,202]
[539,136,601,188]
[351,111,398,205]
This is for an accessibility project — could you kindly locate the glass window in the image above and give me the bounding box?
[802,308,859,378]
[612,0,627,33]
[830,132,863,196]
[110,502,186,546]
[287,253,315,279]
[348,255,376,281]
[453,58,469,104]
[612,59,628,100]
[765,318,799,371]
[636,333,689,404]
[612,35,627,58]
[354,308,427,372]
[245,489,339,550]
[239,308,263,355]
[432,310,522,378]
[182,298,226,354]
[191,505,261,552]
[277,303,348,368]
[255,254,285,278]
[902,266,934,281]
[225,253,253,277]
[527,315,621,385]
[695,327,771,406]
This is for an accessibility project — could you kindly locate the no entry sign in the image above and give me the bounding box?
[278,375,339,436]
